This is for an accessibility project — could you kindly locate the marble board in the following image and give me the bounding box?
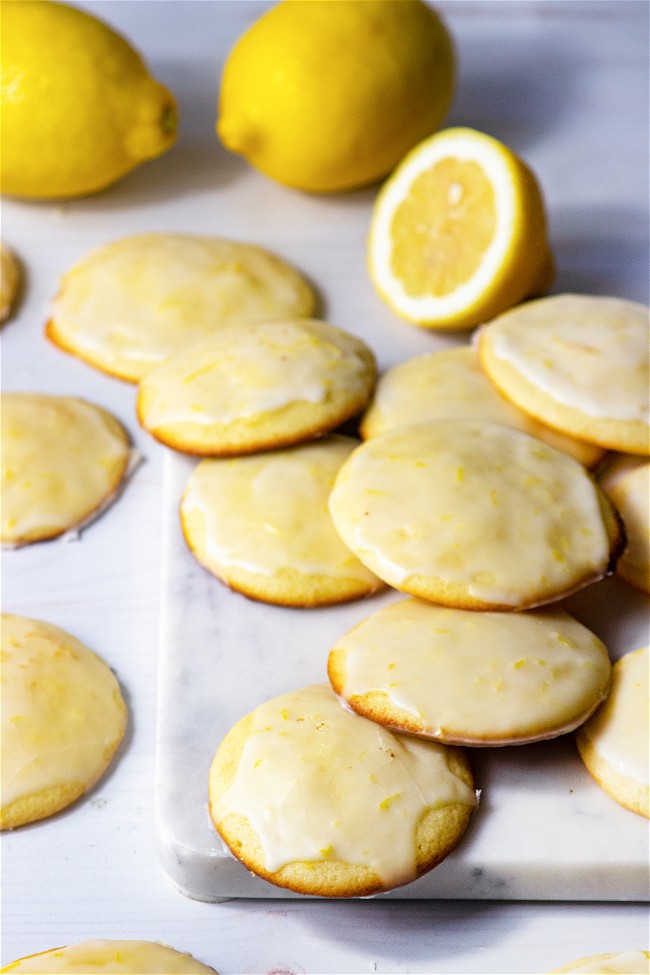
[155,450,649,902]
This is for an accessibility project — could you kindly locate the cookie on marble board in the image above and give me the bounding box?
[0,940,218,973]
[598,455,650,593]
[209,683,477,897]
[46,233,316,382]
[360,345,605,468]
[478,294,650,455]
[1,393,133,546]
[328,598,611,746]
[329,420,625,611]
[180,435,384,607]
[137,318,376,456]
[0,241,21,324]
[575,646,649,819]
[548,949,650,974]
[0,614,127,830]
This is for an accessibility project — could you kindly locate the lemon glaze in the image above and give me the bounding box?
[486,295,650,423]
[211,684,476,885]
[181,437,380,584]
[329,421,613,606]
[140,320,371,430]
[333,600,611,743]
[1,393,131,545]
[579,648,649,785]
[0,615,126,815]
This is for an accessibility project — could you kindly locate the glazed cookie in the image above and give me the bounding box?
[0,241,21,323]
[478,294,650,455]
[329,420,624,610]
[328,599,611,746]
[46,233,316,382]
[575,646,649,818]
[180,435,384,607]
[1,393,133,546]
[548,950,650,974]
[137,318,376,455]
[598,455,650,593]
[0,940,218,973]
[360,346,604,468]
[0,614,127,830]
[209,683,477,897]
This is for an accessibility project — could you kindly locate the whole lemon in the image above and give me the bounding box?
[217,0,455,193]
[0,0,177,199]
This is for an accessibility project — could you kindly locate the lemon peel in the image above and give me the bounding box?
[0,0,177,199]
[217,0,454,193]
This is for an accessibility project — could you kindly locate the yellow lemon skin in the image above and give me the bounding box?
[0,0,177,199]
[217,0,455,194]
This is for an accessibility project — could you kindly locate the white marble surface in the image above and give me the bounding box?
[2,1,649,972]
[158,455,649,903]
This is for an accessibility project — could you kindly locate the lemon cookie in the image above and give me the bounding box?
[0,940,217,973]
[328,420,624,610]
[360,346,604,467]
[0,242,21,324]
[548,950,650,974]
[598,455,650,593]
[478,294,650,455]
[180,436,384,607]
[209,683,477,897]
[1,393,133,546]
[328,599,611,746]
[0,614,127,830]
[576,646,649,819]
[137,318,376,455]
[46,233,316,382]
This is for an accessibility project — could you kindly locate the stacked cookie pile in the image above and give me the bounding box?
[203,291,649,897]
[6,230,648,900]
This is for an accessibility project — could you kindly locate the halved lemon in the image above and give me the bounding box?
[367,127,554,330]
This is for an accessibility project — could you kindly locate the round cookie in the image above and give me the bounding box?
[0,241,21,324]
[0,614,127,830]
[137,318,376,455]
[46,233,316,382]
[575,646,649,818]
[0,940,218,973]
[1,393,133,546]
[548,950,650,974]
[598,455,650,593]
[478,294,650,455]
[180,435,384,607]
[329,420,624,610]
[328,599,611,746]
[360,346,605,468]
[209,683,477,897]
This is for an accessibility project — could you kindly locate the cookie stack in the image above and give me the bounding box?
[40,234,650,898]
[205,291,649,897]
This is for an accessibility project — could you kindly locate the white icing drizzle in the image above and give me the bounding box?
[485,294,650,422]
[181,436,380,584]
[0,615,126,811]
[139,319,372,429]
[329,420,613,606]
[50,233,314,378]
[1,393,132,544]
[362,346,602,466]
[562,950,650,974]
[333,600,611,743]
[580,647,649,785]
[1,939,217,973]
[211,684,476,885]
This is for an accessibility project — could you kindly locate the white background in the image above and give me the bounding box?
[2,2,648,973]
